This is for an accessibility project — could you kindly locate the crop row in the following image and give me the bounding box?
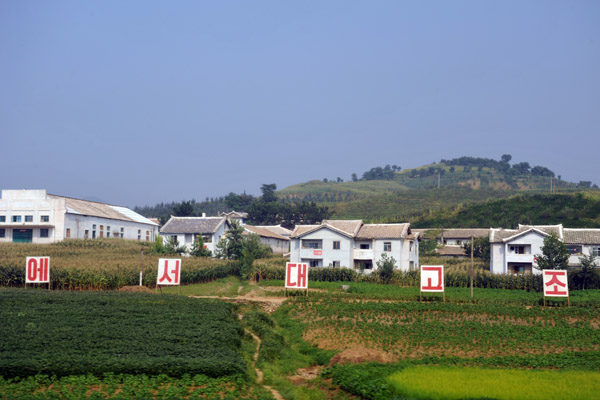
[0,289,246,378]
[284,298,600,360]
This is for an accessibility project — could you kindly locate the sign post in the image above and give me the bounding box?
[25,257,51,290]
[156,258,182,294]
[542,269,569,307]
[285,262,308,296]
[420,265,444,302]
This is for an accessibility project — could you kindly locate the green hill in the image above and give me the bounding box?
[278,158,597,224]
[412,192,600,228]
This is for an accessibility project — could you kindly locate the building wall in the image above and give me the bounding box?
[0,190,157,244]
[491,231,546,275]
[64,214,157,242]
[290,228,419,272]
[290,229,353,268]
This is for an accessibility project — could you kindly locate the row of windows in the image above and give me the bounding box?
[0,215,50,223]
[0,228,49,238]
[65,227,151,241]
[301,240,396,251]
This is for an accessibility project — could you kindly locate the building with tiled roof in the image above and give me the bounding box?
[243,225,291,254]
[414,228,489,258]
[490,224,600,274]
[160,216,229,254]
[0,189,158,243]
[290,220,419,272]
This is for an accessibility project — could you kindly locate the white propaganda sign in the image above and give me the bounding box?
[420,265,444,292]
[285,262,308,289]
[26,257,50,283]
[543,269,569,297]
[157,258,181,286]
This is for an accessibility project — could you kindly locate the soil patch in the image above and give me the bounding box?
[328,347,393,366]
[118,285,153,293]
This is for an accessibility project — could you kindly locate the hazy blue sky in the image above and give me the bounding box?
[2,0,599,207]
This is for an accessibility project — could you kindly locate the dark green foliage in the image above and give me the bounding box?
[462,236,491,262]
[573,254,599,290]
[243,311,285,363]
[190,235,212,257]
[240,234,272,280]
[0,290,246,378]
[376,253,396,284]
[415,193,600,228]
[534,232,570,270]
[362,165,396,180]
[215,221,245,260]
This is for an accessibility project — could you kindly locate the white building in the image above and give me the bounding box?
[243,225,291,254]
[159,215,230,254]
[414,228,489,257]
[490,224,600,274]
[0,189,158,243]
[289,220,419,272]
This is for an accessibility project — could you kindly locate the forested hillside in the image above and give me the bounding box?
[412,192,600,228]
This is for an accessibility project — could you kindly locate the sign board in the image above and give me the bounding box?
[313,250,322,256]
[420,265,444,292]
[543,270,569,297]
[26,257,50,283]
[285,262,308,289]
[157,258,181,285]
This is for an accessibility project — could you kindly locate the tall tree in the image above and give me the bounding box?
[173,200,195,216]
[260,184,278,203]
[534,233,570,270]
[501,154,512,163]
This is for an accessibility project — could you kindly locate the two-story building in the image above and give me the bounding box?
[0,189,158,243]
[289,220,419,272]
[414,228,489,257]
[159,215,230,254]
[490,224,600,274]
[243,225,291,254]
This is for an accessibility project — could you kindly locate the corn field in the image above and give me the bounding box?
[0,239,239,290]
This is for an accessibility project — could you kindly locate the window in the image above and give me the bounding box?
[0,228,5,238]
[456,240,462,245]
[302,240,322,249]
[592,247,600,257]
[170,235,178,244]
[333,241,340,250]
[107,232,110,238]
[85,230,89,239]
[0,216,5,222]
[138,229,141,240]
[66,228,71,238]
[203,234,212,243]
[40,228,49,238]
[384,242,392,252]
[107,226,111,232]
[510,245,526,254]
[309,259,320,267]
[12,216,21,223]
[41,215,49,222]
[25,215,33,222]
[409,241,414,252]
[566,245,582,255]
[332,261,341,267]
[120,227,124,238]
[93,224,96,229]
[360,243,370,249]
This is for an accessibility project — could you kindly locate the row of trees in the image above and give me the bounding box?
[439,155,556,177]
[246,184,332,228]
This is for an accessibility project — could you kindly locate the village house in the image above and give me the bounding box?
[490,224,600,274]
[0,189,158,243]
[414,228,489,257]
[243,225,291,254]
[289,220,419,272]
[219,211,248,225]
[159,215,230,254]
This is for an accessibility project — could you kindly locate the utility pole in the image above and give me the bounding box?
[470,236,474,298]
[438,171,441,189]
[140,245,144,286]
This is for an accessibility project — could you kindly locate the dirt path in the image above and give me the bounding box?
[190,293,288,312]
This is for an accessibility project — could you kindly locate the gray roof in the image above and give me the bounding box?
[489,224,562,243]
[244,225,291,240]
[441,229,489,239]
[48,194,158,226]
[356,223,410,240]
[160,216,226,234]
[291,220,412,240]
[563,229,600,245]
